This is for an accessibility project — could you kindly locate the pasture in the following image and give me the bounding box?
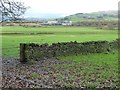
[56,52,118,88]
[1,26,119,88]
[1,26,118,58]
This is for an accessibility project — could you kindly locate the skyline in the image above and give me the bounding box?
[20,0,119,18]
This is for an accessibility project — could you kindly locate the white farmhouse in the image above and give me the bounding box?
[62,21,72,26]
[47,21,58,25]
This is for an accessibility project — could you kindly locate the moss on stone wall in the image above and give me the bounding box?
[20,39,119,63]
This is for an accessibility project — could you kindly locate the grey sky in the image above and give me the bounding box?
[20,0,119,18]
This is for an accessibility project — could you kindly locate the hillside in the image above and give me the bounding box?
[56,10,118,22]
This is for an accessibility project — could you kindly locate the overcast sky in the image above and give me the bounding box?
[20,0,119,18]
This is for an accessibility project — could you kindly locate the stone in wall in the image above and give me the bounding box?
[20,39,119,63]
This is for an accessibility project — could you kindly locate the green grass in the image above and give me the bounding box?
[55,52,118,88]
[58,52,118,67]
[1,26,119,88]
[30,72,40,79]
[1,26,118,58]
[1,26,118,34]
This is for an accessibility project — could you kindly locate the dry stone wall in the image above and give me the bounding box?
[20,39,119,63]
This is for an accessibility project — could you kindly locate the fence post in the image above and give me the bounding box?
[20,43,27,63]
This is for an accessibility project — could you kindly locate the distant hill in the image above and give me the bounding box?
[1,10,118,22]
[56,10,118,22]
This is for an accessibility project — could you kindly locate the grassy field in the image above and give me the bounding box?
[1,26,119,88]
[55,52,118,87]
[1,26,118,58]
[7,52,118,88]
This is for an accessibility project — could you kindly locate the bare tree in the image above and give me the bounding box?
[0,0,27,21]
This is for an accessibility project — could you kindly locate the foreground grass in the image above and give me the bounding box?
[55,52,118,88]
[8,52,118,88]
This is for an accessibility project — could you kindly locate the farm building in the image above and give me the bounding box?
[41,20,72,26]
[62,21,72,26]
[41,20,59,25]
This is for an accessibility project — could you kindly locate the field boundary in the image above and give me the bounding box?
[20,39,119,63]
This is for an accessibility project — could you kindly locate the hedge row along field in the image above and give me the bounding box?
[20,39,119,63]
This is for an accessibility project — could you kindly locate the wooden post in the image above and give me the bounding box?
[20,43,27,63]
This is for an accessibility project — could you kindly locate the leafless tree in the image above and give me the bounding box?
[0,0,27,21]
